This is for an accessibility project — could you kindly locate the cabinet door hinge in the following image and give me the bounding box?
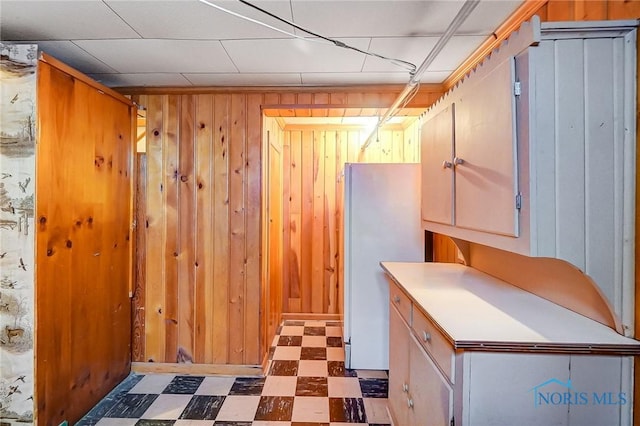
[450,416,455,426]
[516,193,522,210]
[514,81,522,96]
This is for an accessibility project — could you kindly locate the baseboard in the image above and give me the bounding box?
[131,362,264,376]
[281,313,343,321]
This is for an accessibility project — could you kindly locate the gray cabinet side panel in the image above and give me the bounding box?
[584,37,618,317]
[554,38,587,271]
[532,41,557,257]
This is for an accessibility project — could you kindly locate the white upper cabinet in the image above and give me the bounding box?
[420,17,638,332]
[453,57,519,236]
[421,56,519,236]
[420,105,454,226]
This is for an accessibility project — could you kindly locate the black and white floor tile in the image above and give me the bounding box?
[78,320,391,426]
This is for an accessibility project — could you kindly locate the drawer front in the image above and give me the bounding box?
[389,281,412,326]
[412,307,454,383]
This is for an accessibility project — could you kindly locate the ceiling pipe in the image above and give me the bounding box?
[361,0,481,151]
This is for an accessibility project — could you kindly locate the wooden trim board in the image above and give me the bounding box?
[281,313,342,321]
[131,362,264,376]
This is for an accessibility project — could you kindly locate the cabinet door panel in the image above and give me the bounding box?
[421,105,455,225]
[408,334,453,426]
[454,57,519,236]
[389,304,411,426]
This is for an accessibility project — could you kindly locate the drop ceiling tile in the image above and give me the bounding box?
[26,41,117,74]
[87,73,192,88]
[222,38,370,73]
[106,0,294,40]
[426,35,488,72]
[301,72,413,86]
[457,1,524,35]
[290,0,463,38]
[362,37,439,73]
[74,39,237,73]
[184,73,302,86]
[0,0,140,40]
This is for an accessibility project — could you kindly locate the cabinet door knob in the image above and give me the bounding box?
[407,398,414,409]
[394,295,401,303]
[442,160,453,169]
[402,383,409,392]
[422,331,431,342]
[454,156,464,166]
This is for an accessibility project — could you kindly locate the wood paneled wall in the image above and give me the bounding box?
[36,59,133,425]
[129,88,443,366]
[280,124,421,313]
[132,93,262,366]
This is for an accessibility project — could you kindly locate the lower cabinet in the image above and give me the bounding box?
[387,275,635,426]
[389,303,453,426]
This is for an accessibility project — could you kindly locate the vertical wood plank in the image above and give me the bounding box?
[264,93,280,106]
[245,93,263,363]
[289,131,303,312]
[608,0,640,20]
[546,0,575,20]
[301,130,314,312]
[36,65,73,423]
[324,130,338,314]
[132,93,147,363]
[212,94,231,364]
[228,94,246,364]
[311,131,325,313]
[194,94,214,363]
[163,95,180,362]
[145,95,166,362]
[380,129,393,162]
[282,131,292,313]
[575,0,607,20]
[177,94,196,362]
[347,131,360,163]
[133,153,147,362]
[393,130,404,162]
[336,130,349,313]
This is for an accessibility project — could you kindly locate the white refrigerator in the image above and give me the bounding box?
[343,163,424,370]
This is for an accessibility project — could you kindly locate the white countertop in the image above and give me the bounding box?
[381,262,640,353]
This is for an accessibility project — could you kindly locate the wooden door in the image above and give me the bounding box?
[421,106,455,225]
[454,57,520,236]
[36,57,134,425]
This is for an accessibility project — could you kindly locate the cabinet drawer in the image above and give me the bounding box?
[389,281,412,326]
[412,307,454,383]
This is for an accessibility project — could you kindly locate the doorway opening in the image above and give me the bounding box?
[261,107,422,330]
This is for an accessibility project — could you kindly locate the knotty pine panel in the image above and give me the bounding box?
[281,126,421,314]
[140,94,263,365]
[36,61,133,425]
[132,87,444,365]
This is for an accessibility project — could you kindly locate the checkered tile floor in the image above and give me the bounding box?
[78,320,390,425]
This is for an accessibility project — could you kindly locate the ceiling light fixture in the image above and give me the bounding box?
[360,0,481,152]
